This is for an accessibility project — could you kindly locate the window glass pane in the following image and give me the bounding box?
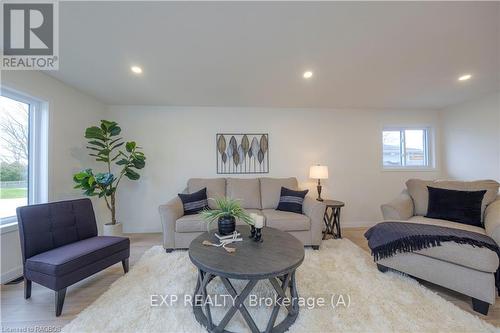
[404,129,426,167]
[383,130,402,166]
[0,96,29,219]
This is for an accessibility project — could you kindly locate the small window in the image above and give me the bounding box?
[382,127,433,169]
[0,89,47,224]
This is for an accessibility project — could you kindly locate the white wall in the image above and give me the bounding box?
[107,106,443,233]
[441,91,500,181]
[0,70,496,283]
[0,71,106,283]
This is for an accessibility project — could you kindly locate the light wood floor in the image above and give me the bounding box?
[1,229,499,331]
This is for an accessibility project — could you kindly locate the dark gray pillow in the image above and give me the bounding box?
[276,187,308,214]
[425,186,486,227]
[178,188,209,215]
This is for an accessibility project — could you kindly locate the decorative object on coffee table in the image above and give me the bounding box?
[189,226,304,333]
[201,197,254,235]
[249,225,256,238]
[216,133,269,174]
[309,164,329,201]
[202,232,242,253]
[250,212,264,242]
[253,227,263,242]
[323,200,345,239]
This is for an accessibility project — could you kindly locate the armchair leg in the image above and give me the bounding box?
[55,288,66,317]
[24,277,31,299]
[377,264,389,273]
[472,298,490,315]
[122,258,129,274]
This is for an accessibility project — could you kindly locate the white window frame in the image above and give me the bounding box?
[382,126,435,171]
[0,87,48,228]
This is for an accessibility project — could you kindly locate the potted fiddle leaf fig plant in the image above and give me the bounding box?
[73,120,146,236]
[201,197,254,235]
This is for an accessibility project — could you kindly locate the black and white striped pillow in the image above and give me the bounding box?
[276,187,309,214]
[178,188,209,215]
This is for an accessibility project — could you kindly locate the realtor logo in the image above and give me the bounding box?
[4,3,53,55]
[1,1,59,69]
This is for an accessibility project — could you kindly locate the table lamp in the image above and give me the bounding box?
[309,165,329,201]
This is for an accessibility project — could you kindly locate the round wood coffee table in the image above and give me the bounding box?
[189,226,304,333]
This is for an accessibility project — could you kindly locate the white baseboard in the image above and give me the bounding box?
[1,266,23,284]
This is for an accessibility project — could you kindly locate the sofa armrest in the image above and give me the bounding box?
[159,196,184,250]
[380,190,414,221]
[303,196,326,246]
[485,197,500,245]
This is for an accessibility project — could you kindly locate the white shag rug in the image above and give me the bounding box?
[63,239,498,333]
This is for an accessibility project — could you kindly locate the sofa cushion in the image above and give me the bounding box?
[25,236,129,276]
[178,188,209,215]
[262,209,310,231]
[175,214,210,233]
[426,187,486,227]
[260,177,298,209]
[403,216,498,272]
[406,179,499,220]
[176,209,261,233]
[188,178,226,209]
[226,178,261,209]
[407,215,487,234]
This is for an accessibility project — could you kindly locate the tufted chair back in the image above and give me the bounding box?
[16,198,98,262]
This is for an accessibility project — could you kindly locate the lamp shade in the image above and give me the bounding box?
[309,165,329,179]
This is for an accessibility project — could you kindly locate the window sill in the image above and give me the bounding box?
[0,222,19,235]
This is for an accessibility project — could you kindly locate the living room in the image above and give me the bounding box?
[1,1,499,332]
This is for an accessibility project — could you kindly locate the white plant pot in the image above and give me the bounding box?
[102,222,123,236]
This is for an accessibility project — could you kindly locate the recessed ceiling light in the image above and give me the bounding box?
[458,74,472,81]
[303,71,313,79]
[131,66,143,74]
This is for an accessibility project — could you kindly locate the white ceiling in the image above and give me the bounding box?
[48,1,500,109]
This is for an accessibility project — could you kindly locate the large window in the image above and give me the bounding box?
[0,89,47,225]
[382,127,433,169]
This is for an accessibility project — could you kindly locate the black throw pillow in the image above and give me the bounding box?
[276,187,309,214]
[425,186,486,227]
[178,188,209,215]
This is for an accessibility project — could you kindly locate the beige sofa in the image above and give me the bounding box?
[159,177,326,251]
[380,179,500,315]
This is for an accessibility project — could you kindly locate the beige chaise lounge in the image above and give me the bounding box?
[159,177,326,251]
[379,179,500,315]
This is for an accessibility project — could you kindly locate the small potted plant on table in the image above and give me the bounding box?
[201,197,254,235]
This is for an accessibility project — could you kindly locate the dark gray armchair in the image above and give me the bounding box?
[16,198,130,316]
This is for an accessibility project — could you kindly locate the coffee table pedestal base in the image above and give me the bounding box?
[193,269,299,333]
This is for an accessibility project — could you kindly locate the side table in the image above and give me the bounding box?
[322,200,345,239]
